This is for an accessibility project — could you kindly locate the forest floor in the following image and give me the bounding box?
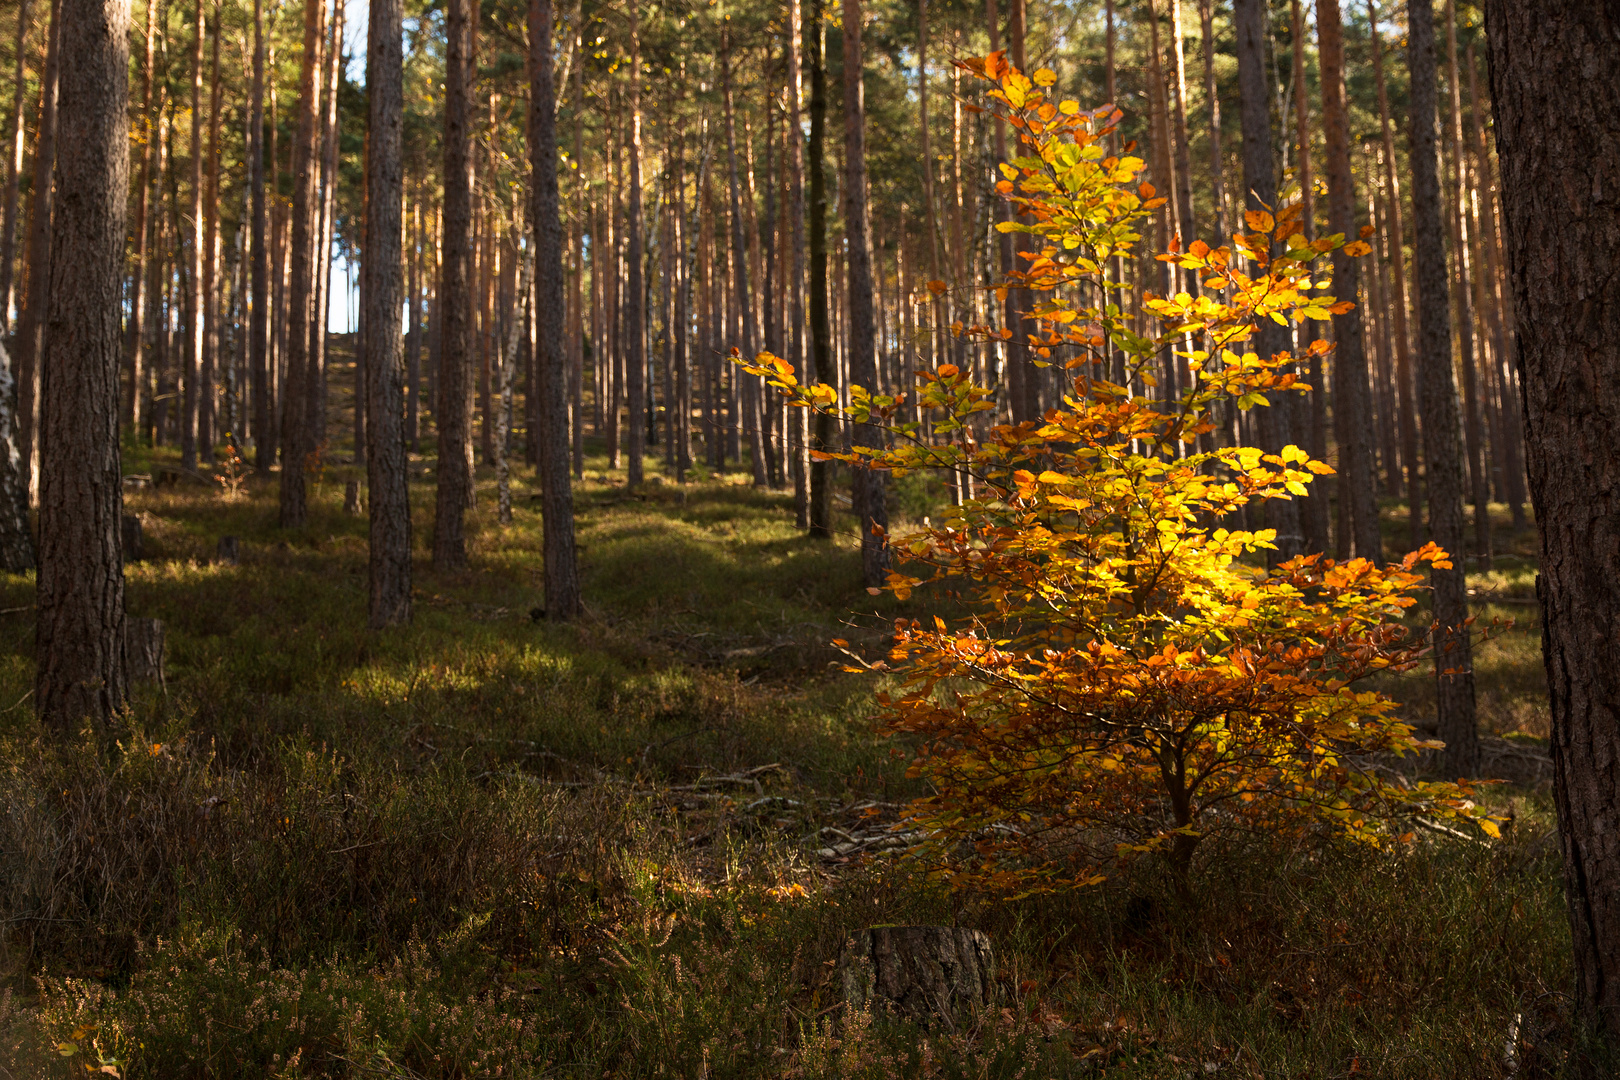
[0,355,1578,1079]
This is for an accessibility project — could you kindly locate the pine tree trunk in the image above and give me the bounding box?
[36,0,128,734]
[279,0,324,527]
[1289,0,1330,553]
[433,0,474,569]
[200,19,221,462]
[0,0,31,329]
[17,0,61,507]
[364,0,410,627]
[1233,0,1302,561]
[0,340,35,571]
[625,0,645,487]
[1484,0,1620,1046]
[124,0,151,429]
[842,0,887,588]
[250,0,269,473]
[181,0,202,471]
[1409,0,1477,777]
[1195,0,1225,242]
[1317,0,1379,564]
[528,0,582,617]
[722,26,765,488]
[788,0,809,524]
[807,0,834,539]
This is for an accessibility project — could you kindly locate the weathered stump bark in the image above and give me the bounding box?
[125,617,164,687]
[216,535,239,565]
[120,514,142,563]
[343,479,361,515]
[839,925,996,1028]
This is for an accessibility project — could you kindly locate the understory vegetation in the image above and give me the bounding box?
[0,421,1570,1078]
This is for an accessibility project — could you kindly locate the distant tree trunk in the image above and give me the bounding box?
[124,0,151,428]
[200,17,221,461]
[279,0,323,527]
[788,0,808,525]
[625,0,645,487]
[17,0,61,506]
[571,13,585,480]
[434,0,474,569]
[1318,0,1379,564]
[0,341,33,571]
[36,0,128,734]
[180,0,202,471]
[495,231,529,524]
[406,198,421,451]
[1233,0,1302,562]
[310,0,341,451]
[1195,0,1225,241]
[364,0,410,627]
[722,25,765,488]
[528,0,582,618]
[1369,0,1421,551]
[249,0,269,472]
[1288,0,1331,553]
[1485,0,1620,1048]
[842,0,887,588]
[806,0,834,539]
[0,0,31,329]
[1409,0,1476,777]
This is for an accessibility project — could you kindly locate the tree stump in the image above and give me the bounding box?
[838,926,997,1028]
[126,618,165,688]
[120,515,143,563]
[343,480,361,515]
[217,535,239,565]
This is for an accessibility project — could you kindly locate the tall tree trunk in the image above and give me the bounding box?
[0,0,31,329]
[200,14,221,462]
[495,229,529,524]
[529,0,581,617]
[842,0,887,587]
[807,0,833,538]
[1196,0,1226,241]
[124,0,151,429]
[1484,0,1620,1046]
[1234,0,1302,561]
[279,0,323,527]
[788,0,808,525]
[365,0,410,627]
[36,0,128,734]
[310,0,340,453]
[1409,0,1476,777]
[1370,0,1421,550]
[625,0,645,487]
[17,0,61,506]
[722,24,765,488]
[406,197,421,451]
[250,0,269,472]
[1289,0,1330,553]
[434,0,474,568]
[181,0,202,471]
[571,13,585,480]
[1318,0,1379,563]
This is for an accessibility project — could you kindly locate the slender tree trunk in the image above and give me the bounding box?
[17,0,61,506]
[1318,0,1379,563]
[1196,0,1226,241]
[124,0,151,429]
[434,0,474,568]
[406,197,421,451]
[842,0,887,587]
[529,0,581,617]
[200,15,221,462]
[1409,0,1477,777]
[788,0,809,525]
[278,0,323,527]
[36,0,128,734]
[495,230,529,524]
[180,0,202,471]
[1234,0,1302,561]
[310,0,340,453]
[1483,0,1620,1046]
[365,0,410,626]
[807,0,833,537]
[0,0,31,329]
[1288,0,1331,552]
[571,9,584,479]
[721,25,765,488]
[625,0,645,487]
[1369,0,1421,551]
[250,0,269,472]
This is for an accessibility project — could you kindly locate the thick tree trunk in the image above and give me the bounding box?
[36,0,128,734]
[279,0,324,527]
[1409,0,1476,776]
[1317,0,1379,564]
[434,0,474,570]
[365,0,410,627]
[16,0,61,507]
[1484,0,1620,1046]
[842,0,887,588]
[1233,0,1301,561]
[0,0,31,329]
[528,0,582,617]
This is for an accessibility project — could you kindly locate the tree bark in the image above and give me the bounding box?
[36,0,128,734]
[1484,0,1620,1046]
[434,0,474,569]
[124,0,151,429]
[250,0,269,473]
[529,0,582,617]
[279,0,324,527]
[181,0,202,471]
[0,340,34,571]
[625,0,645,487]
[1195,0,1226,242]
[16,0,61,507]
[788,0,808,525]
[364,0,410,627]
[842,0,887,588]
[200,15,221,461]
[1409,0,1476,777]
[1233,0,1302,561]
[806,0,834,539]
[1317,0,1379,564]
[721,24,765,488]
